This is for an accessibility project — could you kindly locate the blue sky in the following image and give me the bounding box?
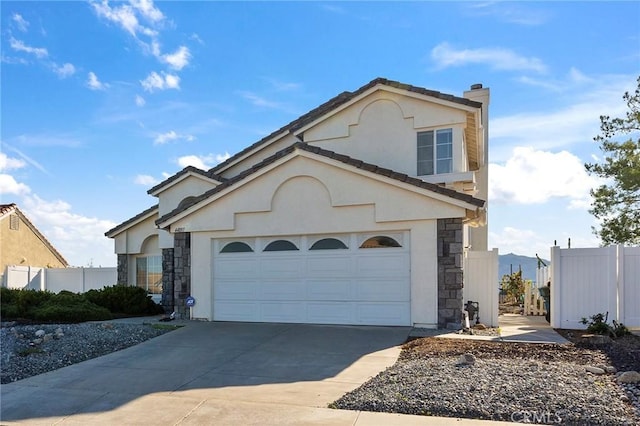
[1,1,638,267]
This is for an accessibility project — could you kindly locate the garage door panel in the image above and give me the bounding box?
[261,302,304,323]
[307,256,351,277]
[355,279,410,302]
[215,281,257,300]
[357,303,410,326]
[356,254,409,278]
[306,280,352,300]
[261,258,303,278]
[213,234,411,326]
[259,280,305,299]
[214,301,260,321]
[307,302,354,324]
[216,258,259,279]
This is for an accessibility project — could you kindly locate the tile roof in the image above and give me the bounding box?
[104,204,159,237]
[211,77,482,174]
[147,166,226,196]
[156,142,485,227]
[0,203,69,266]
[0,203,18,217]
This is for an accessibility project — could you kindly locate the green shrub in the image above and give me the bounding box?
[0,288,54,319]
[31,291,111,322]
[580,312,630,339]
[85,285,164,316]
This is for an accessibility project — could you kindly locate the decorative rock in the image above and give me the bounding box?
[473,324,487,330]
[457,353,476,365]
[101,323,114,330]
[43,334,53,342]
[32,338,43,345]
[617,371,640,383]
[605,366,617,374]
[581,334,611,345]
[35,330,45,338]
[55,328,63,335]
[586,366,606,375]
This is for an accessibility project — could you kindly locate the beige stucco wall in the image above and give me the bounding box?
[113,214,159,255]
[0,213,66,275]
[173,154,467,327]
[219,133,299,179]
[302,92,468,177]
[168,155,469,234]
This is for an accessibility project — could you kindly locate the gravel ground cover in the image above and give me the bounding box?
[1,322,175,384]
[332,336,640,425]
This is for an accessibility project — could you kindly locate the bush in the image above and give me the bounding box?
[580,312,630,339]
[85,285,164,316]
[0,288,54,319]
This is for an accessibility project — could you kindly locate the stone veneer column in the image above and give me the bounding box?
[437,218,464,329]
[116,254,128,286]
[161,248,174,314]
[173,232,191,319]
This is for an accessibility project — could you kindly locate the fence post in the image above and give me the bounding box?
[617,245,624,325]
[550,246,561,328]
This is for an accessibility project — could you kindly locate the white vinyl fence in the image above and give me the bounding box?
[547,245,640,329]
[3,265,117,293]
[463,248,499,327]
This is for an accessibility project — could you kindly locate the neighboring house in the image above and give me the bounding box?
[1,203,68,285]
[106,78,490,328]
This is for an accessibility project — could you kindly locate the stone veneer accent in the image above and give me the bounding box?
[161,248,174,314]
[173,232,191,319]
[437,218,464,329]
[116,254,128,286]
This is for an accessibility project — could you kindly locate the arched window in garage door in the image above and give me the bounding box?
[309,238,348,250]
[264,240,299,251]
[220,242,254,253]
[359,236,402,248]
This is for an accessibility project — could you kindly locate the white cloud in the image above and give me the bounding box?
[263,77,301,92]
[12,13,30,32]
[0,152,27,171]
[0,174,31,195]
[160,45,191,70]
[189,33,204,45]
[87,71,108,90]
[134,174,159,185]
[91,0,147,37]
[491,73,634,157]
[467,2,550,26]
[177,153,230,170]
[21,194,118,267]
[52,62,76,78]
[135,94,146,106]
[489,147,599,206]
[489,227,555,259]
[431,42,546,73]
[129,0,165,23]
[239,91,281,109]
[9,37,48,58]
[153,130,194,145]
[140,71,180,92]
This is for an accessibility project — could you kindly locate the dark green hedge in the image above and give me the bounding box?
[1,285,163,323]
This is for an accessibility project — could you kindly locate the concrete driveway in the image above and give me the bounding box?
[2,321,412,424]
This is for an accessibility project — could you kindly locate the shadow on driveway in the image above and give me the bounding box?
[1,322,410,423]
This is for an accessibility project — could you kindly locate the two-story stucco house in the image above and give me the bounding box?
[106,78,489,329]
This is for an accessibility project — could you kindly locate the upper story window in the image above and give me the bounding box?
[417,128,453,176]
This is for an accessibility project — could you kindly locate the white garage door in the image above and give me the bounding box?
[212,233,410,326]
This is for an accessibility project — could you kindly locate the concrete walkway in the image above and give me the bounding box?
[0,317,564,425]
[411,314,570,344]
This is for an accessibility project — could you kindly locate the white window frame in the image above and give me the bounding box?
[417,128,453,176]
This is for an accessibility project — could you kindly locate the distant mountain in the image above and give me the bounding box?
[499,253,549,284]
